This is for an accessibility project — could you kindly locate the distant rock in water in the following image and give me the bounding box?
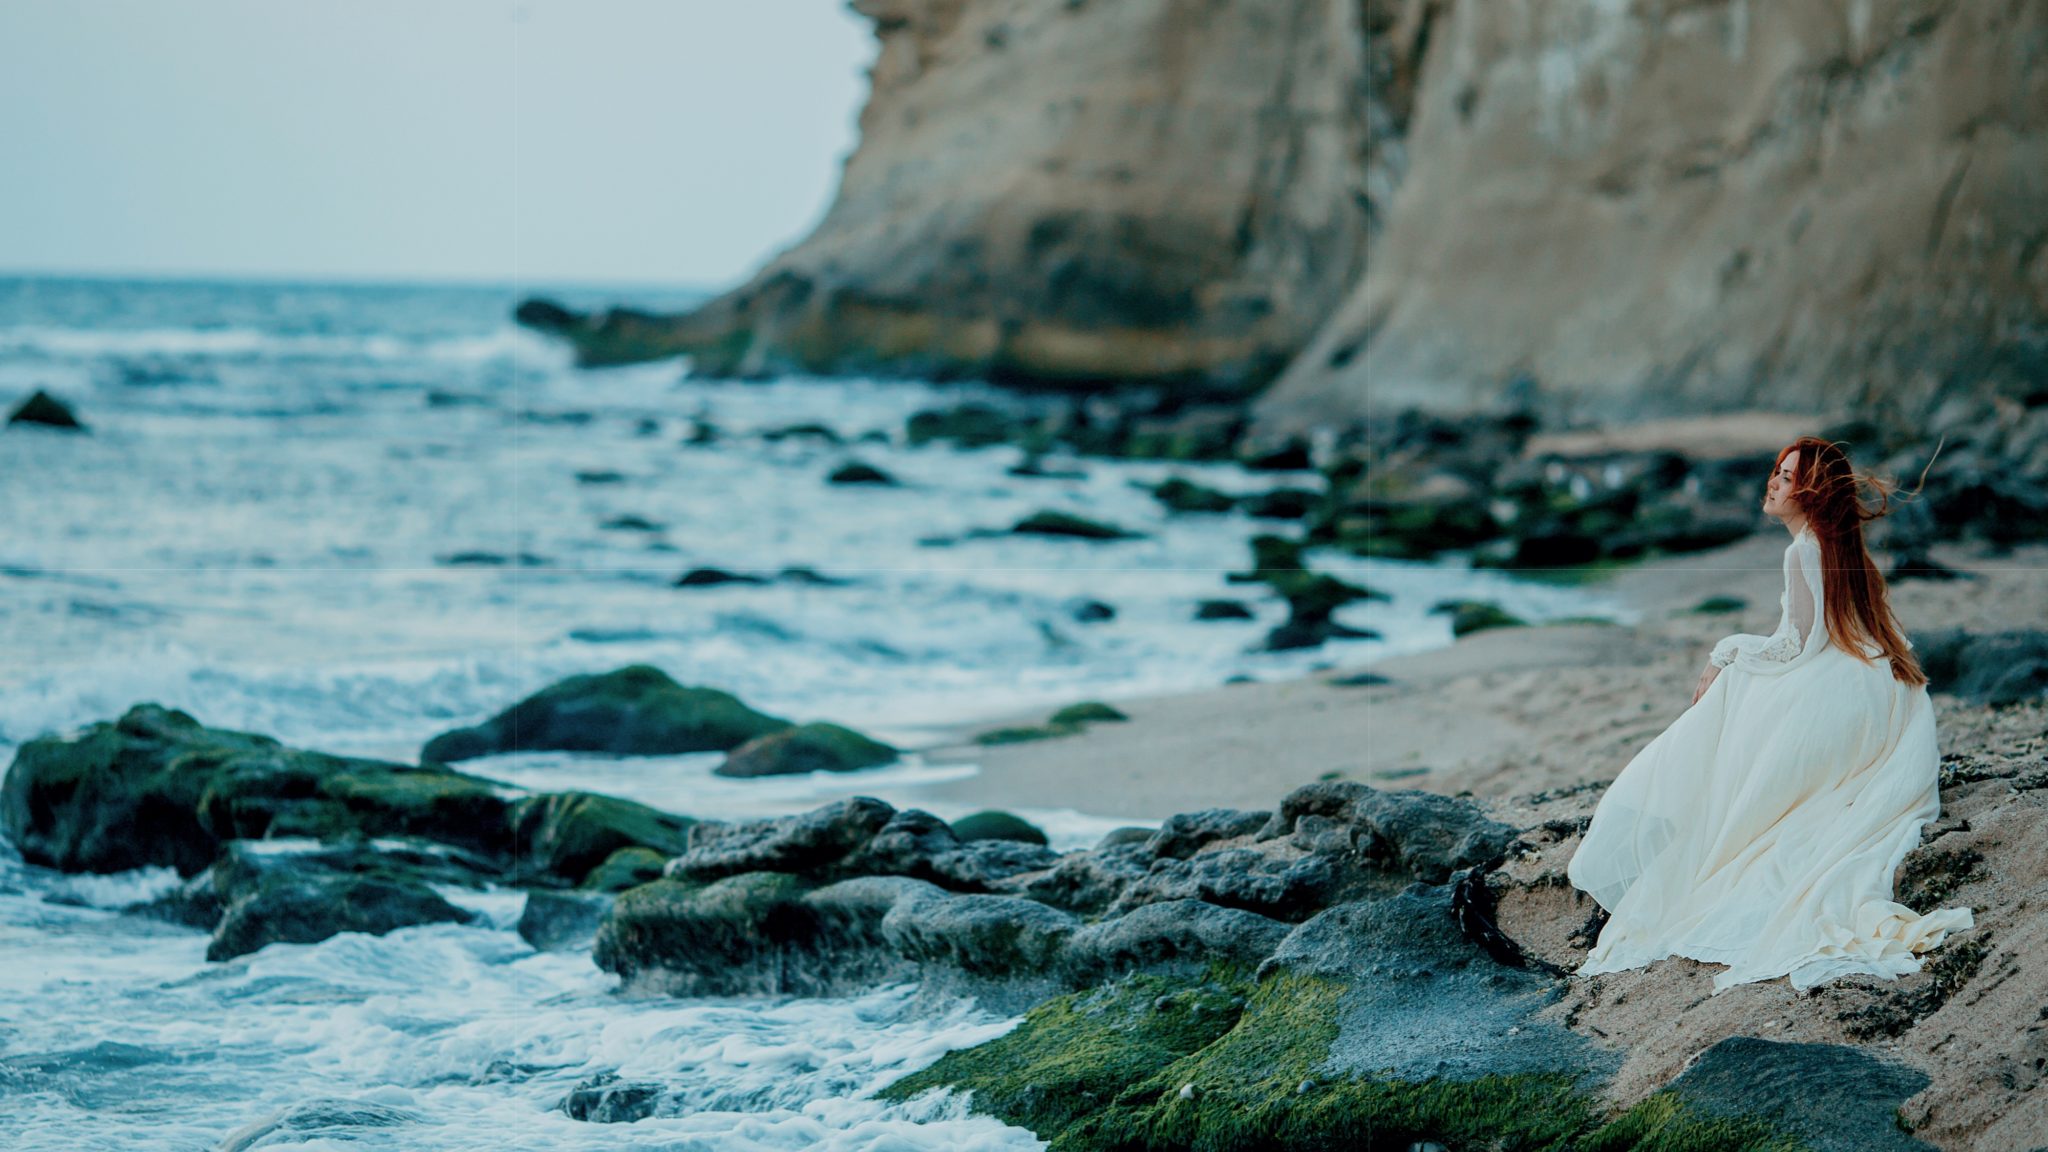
[170,841,480,962]
[827,459,898,486]
[7,389,84,431]
[1010,510,1145,541]
[674,567,770,588]
[1194,599,1255,621]
[714,722,897,779]
[420,665,792,763]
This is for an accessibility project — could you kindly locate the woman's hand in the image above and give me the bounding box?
[1691,663,1720,705]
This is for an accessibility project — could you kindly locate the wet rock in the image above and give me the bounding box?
[907,402,1031,450]
[1240,487,1318,520]
[1069,598,1116,622]
[949,810,1049,846]
[1256,781,1518,887]
[420,665,792,763]
[761,421,843,445]
[508,791,695,884]
[1149,476,1236,513]
[1193,599,1254,621]
[6,389,84,431]
[1062,898,1291,982]
[3,704,515,875]
[190,843,479,961]
[580,846,669,893]
[1143,808,1271,860]
[1666,1037,1935,1152]
[1023,842,1152,915]
[1915,629,2048,706]
[673,566,770,587]
[1107,847,1335,921]
[599,514,663,532]
[828,459,897,485]
[777,565,852,586]
[575,469,626,485]
[1430,599,1527,638]
[668,797,897,882]
[595,873,824,995]
[1011,510,1145,540]
[1887,552,1971,582]
[1049,701,1126,726]
[880,886,1078,978]
[713,721,897,778]
[560,1072,661,1123]
[926,838,1060,891]
[519,889,616,952]
[1691,595,1746,614]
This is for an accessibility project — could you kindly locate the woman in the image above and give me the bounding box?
[1566,437,1974,993]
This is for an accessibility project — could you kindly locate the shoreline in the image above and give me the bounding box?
[898,529,2045,820]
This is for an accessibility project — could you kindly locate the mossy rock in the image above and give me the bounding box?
[509,791,695,883]
[581,846,671,893]
[828,459,898,486]
[907,402,1022,449]
[1049,701,1128,726]
[7,389,85,430]
[882,969,1811,1151]
[1150,477,1237,514]
[1432,599,1529,638]
[592,872,823,993]
[949,810,1049,846]
[1691,595,1747,614]
[714,722,897,778]
[420,665,793,763]
[974,724,1072,746]
[1012,510,1146,541]
[2,704,516,876]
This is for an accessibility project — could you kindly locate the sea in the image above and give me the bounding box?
[0,275,1620,1149]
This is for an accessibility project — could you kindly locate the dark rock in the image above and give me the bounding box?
[560,1072,661,1123]
[835,808,962,876]
[1062,898,1291,982]
[3,705,515,875]
[1430,599,1527,638]
[1240,487,1318,520]
[1011,510,1145,540]
[420,665,791,763]
[1240,439,1312,471]
[1691,595,1746,614]
[1006,453,1088,479]
[1150,476,1237,513]
[600,514,663,532]
[828,459,898,485]
[714,722,897,778]
[1327,670,1391,687]
[508,791,695,884]
[1255,781,1519,886]
[1069,598,1116,622]
[880,886,1078,978]
[949,810,1050,846]
[1193,599,1254,621]
[1023,842,1152,915]
[777,565,852,586]
[1094,825,1156,849]
[575,469,626,485]
[762,422,844,444]
[907,402,1028,449]
[193,843,478,961]
[1888,552,1971,582]
[1143,808,1271,860]
[1106,847,1335,921]
[674,567,770,587]
[6,389,84,431]
[669,797,897,881]
[1048,701,1127,725]
[519,889,616,952]
[925,838,1061,891]
[1666,1037,1935,1152]
[1914,629,2048,706]
[437,551,548,567]
[580,846,669,893]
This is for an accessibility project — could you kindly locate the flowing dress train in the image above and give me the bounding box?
[1566,525,1975,993]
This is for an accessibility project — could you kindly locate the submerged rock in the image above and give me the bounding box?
[420,665,792,763]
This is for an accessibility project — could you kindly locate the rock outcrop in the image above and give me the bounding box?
[518,0,1373,393]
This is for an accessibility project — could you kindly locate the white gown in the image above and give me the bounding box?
[1567,524,1975,993]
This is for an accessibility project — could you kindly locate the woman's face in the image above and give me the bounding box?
[1763,450,1800,520]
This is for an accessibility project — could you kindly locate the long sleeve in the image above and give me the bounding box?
[1709,531,1822,673]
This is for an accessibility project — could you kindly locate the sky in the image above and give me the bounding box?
[0,1,875,288]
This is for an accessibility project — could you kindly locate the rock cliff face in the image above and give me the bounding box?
[525,0,2046,429]
[541,0,1373,394]
[1253,0,2048,432]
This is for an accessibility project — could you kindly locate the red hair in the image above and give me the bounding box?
[1777,437,1926,686]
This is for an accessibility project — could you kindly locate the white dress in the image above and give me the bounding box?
[1567,524,1975,993]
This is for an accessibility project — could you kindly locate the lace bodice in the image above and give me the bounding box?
[1709,525,1823,673]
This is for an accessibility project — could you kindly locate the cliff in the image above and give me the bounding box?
[522,0,2047,428]
[1254,0,2048,432]
[528,0,1373,395]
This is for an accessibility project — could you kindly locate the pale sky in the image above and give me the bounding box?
[0,1,874,287]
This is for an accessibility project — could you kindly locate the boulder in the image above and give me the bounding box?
[518,889,616,952]
[668,797,897,882]
[560,1072,661,1124]
[713,722,897,778]
[949,810,1050,846]
[508,791,695,884]
[580,846,669,893]
[1256,781,1519,887]
[420,665,792,763]
[1913,629,2048,706]
[6,389,84,431]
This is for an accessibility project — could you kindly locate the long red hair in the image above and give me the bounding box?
[1778,437,1925,686]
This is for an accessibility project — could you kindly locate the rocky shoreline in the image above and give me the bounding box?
[8,575,2045,1147]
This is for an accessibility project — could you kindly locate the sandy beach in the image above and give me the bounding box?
[909,529,2048,815]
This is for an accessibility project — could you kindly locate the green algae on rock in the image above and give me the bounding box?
[714,722,898,779]
[420,665,793,763]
